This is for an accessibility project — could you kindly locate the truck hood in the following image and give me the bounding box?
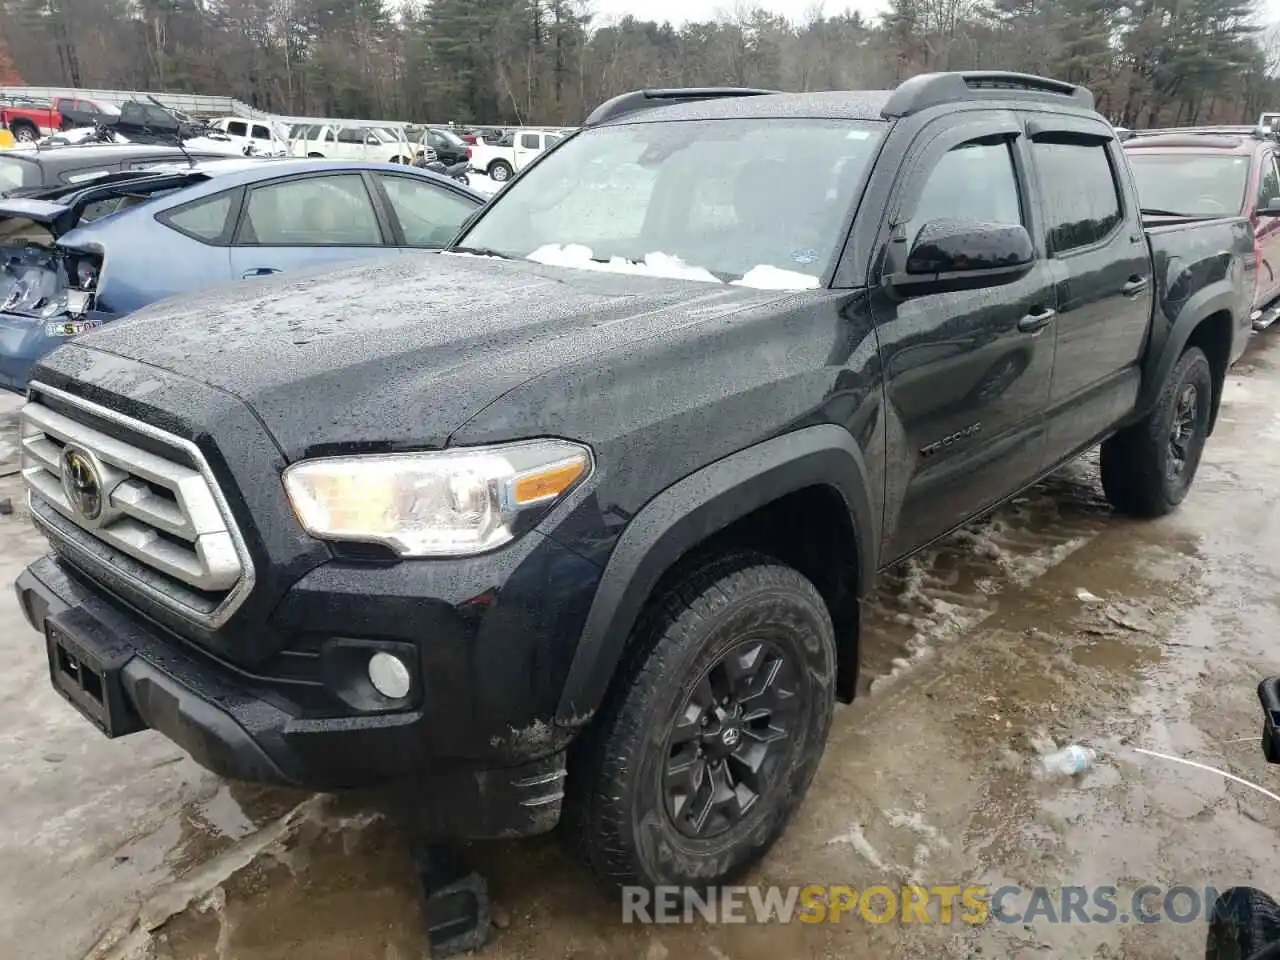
[65,251,794,460]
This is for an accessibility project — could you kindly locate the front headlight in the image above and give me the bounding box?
[282,439,592,557]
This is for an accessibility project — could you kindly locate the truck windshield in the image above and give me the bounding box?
[457,117,886,288]
[1126,152,1250,217]
[0,156,37,191]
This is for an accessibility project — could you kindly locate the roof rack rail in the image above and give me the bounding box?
[1120,125,1277,142]
[881,71,1094,118]
[584,87,780,127]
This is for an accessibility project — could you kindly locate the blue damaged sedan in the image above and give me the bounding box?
[0,157,485,392]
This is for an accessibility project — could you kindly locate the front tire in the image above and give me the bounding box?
[1100,346,1213,517]
[563,551,836,888]
[489,160,513,182]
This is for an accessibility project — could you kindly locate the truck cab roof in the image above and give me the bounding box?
[584,72,1100,128]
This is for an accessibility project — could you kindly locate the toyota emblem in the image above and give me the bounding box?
[60,447,103,521]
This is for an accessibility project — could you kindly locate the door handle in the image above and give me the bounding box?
[241,267,281,279]
[1121,275,1149,296]
[1017,307,1056,333]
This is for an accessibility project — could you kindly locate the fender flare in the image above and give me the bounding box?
[1135,283,1236,424]
[554,424,879,725]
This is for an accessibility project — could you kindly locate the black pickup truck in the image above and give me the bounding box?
[13,72,1254,890]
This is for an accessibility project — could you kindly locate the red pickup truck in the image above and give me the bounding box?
[1,96,119,142]
[1,97,61,141]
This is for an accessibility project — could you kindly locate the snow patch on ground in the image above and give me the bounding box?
[866,458,1107,693]
[825,824,888,869]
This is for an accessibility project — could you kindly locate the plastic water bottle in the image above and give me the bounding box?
[1041,745,1096,777]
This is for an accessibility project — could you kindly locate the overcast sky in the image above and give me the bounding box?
[589,0,1280,27]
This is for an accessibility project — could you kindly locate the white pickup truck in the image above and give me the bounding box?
[469,129,566,182]
[207,116,289,156]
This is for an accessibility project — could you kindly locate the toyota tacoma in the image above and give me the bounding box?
[14,72,1254,889]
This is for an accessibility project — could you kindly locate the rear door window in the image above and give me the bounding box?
[1033,140,1124,253]
[238,174,383,246]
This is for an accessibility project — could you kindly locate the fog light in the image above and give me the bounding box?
[368,652,412,699]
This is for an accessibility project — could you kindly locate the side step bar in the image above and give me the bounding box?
[1254,302,1280,331]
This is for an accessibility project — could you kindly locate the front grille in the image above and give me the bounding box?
[20,381,254,628]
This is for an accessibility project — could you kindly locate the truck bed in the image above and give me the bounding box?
[1144,213,1254,371]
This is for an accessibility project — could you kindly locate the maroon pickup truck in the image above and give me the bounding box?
[1124,125,1280,331]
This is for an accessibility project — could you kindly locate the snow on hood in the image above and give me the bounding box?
[523,243,820,291]
[731,265,821,290]
[526,243,720,283]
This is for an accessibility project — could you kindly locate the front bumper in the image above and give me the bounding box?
[0,310,110,394]
[16,555,573,838]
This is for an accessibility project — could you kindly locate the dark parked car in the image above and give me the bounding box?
[109,98,212,144]
[424,127,472,166]
[0,143,231,197]
[0,157,485,392]
[13,73,1253,900]
[1124,125,1280,330]
[56,97,121,132]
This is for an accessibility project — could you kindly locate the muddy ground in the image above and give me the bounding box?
[3,336,1280,959]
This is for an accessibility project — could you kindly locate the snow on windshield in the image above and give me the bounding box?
[523,243,820,290]
[458,117,884,287]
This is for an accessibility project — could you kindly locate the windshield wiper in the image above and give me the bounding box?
[449,245,513,259]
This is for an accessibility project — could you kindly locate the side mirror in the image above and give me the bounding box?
[365,134,379,145]
[886,219,1035,297]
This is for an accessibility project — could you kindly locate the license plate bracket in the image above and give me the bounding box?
[45,609,145,738]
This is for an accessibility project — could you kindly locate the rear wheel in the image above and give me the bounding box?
[1206,887,1280,960]
[489,160,513,182]
[10,121,37,142]
[307,152,324,158]
[563,551,836,888]
[1100,346,1213,517]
